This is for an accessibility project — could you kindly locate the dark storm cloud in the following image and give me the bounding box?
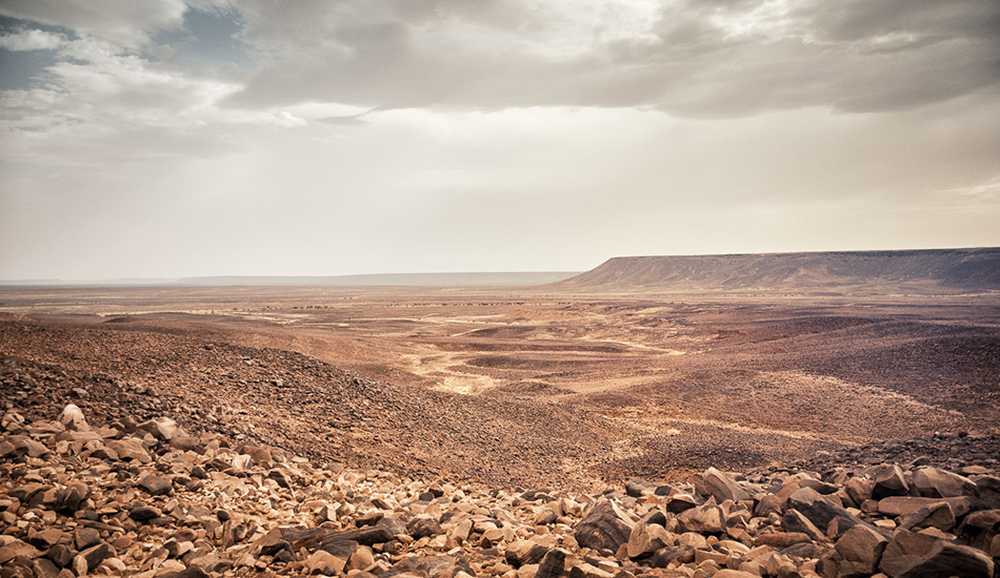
[221,0,1000,116]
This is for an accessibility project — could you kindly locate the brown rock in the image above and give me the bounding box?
[0,539,42,564]
[832,525,888,576]
[872,465,909,499]
[879,529,993,578]
[574,498,635,552]
[46,544,75,568]
[911,467,976,498]
[695,467,749,503]
[73,542,111,574]
[756,532,811,548]
[74,528,101,550]
[535,548,567,578]
[626,523,673,558]
[899,501,955,531]
[138,473,173,496]
[788,487,860,537]
[676,503,724,534]
[407,516,443,539]
[506,540,550,567]
[877,496,970,517]
[305,550,347,575]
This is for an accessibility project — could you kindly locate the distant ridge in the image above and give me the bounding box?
[552,247,1000,293]
[178,271,578,287]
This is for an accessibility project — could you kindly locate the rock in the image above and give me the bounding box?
[695,467,749,502]
[156,567,210,578]
[46,544,75,568]
[898,501,955,531]
[714,571,759,578]
[788,487,861,537]
[574,499,635,552]
[305,550,348,575]
[664,493,698,514]
[831,525,888,576]
[407,516,443,539]
[129,504,163,522]
[534,548,567,578]
[73,542,111,574]
[138,473,173,496]
[877,496,970,517]
[676,503,724,534]
[348,546,375,571]
[879,529,994,578]
[31,558,60,578]
[74,528,101,550]
[28,528,64,549]
[911,467,977,498]
[756,532,810,548]
[782,509,827,542]
[138,417,179,441]
[625,479,651,498]
[105,438,150,462]
[567,562,615,578]
[506,540,549,567]
[844,477,874,506]
[59,404,89,431]
[872,465,909,499]
[959,509,1000,551]
[626,523,673,558]
[0,539,42,564]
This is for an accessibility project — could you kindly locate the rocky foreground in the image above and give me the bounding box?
[2,406,999,578]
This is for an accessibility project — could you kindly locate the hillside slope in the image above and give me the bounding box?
[553,248,1000,292]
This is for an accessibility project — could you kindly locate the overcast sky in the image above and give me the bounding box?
[1,0,999,280]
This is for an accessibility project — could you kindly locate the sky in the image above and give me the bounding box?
[1,0,999,280]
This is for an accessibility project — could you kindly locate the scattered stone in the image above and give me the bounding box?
[879,529,994,577]
[574,499,635,552]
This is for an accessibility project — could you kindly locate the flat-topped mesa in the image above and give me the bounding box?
[2,406,999,578]
[553,248,1000,293]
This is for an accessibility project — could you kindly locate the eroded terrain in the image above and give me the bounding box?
[1,286,998,489]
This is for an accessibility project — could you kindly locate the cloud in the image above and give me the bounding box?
[221,0,999,116]
[0,29,65,51]
[0,0,187,48]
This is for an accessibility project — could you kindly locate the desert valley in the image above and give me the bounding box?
[4,1,1000,575]
[2,249,999,577]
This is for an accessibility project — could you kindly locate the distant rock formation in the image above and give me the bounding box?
[553,248,1000,293]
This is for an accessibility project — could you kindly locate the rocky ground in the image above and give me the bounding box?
[2,402,998,578]
[0,320,844,489]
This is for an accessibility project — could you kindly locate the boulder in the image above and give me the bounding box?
[787,487,860,537]
[872,465,909,499]
[574,498,635,552]
[898,501,955,532]
[626,523,673,558]
[676,503,724,534]
[832,525,888,576]
[695,467,749,503]
[506,540,549,567]
[534,548,567,578]
[912,467,976,498]
[879,529,993,578]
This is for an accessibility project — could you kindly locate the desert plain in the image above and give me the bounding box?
[3,278,998,490]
